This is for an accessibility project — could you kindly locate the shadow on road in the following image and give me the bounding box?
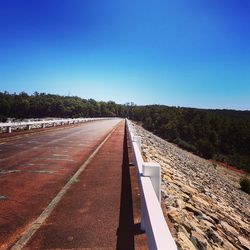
[116,126,142,250]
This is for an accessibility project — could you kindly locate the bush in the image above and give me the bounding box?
[240,177,250,194]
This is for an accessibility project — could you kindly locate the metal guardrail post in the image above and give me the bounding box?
[142,162,161,202]
[7,126,12,133]
[133,135,141,151]
[132,135,146,230]
[132,135,141,165]
[141,162,161,232]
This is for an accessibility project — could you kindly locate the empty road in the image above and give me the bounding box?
[0,119,123,249]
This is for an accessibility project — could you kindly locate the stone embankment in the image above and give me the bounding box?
[132,123,250,250]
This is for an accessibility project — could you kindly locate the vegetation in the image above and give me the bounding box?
[129,105,250,173]
[0,91,250,173]
[240,177,250,194]
[0,91,128,120]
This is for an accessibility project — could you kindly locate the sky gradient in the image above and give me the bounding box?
[0,0,249,109]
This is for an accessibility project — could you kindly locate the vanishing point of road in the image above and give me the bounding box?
[0,119,147,249]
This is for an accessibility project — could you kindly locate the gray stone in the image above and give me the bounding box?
[190,230,209,250]
[185,204,203,217]
[177,232,196,250]
[206,229,223,245]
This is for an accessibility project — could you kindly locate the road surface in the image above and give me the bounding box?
[0,119,121,249]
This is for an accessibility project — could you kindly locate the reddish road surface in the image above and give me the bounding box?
[0,119,147,249]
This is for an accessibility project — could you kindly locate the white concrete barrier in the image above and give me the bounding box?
[126,119,177,250]
[0,117,111,133]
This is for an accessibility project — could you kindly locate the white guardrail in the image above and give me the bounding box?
[126,119,177,250]
[0,117,108,133]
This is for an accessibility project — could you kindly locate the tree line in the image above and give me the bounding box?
[129,105,250,173]
[0,91,128,119]
[0,91,250,172]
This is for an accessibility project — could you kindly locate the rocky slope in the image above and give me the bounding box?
[131,123,250,250]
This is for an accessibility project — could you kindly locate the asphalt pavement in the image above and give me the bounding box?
[0,119,121,249]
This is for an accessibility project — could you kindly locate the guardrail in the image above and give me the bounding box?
[126,119,177,250]
[0,118,109,133]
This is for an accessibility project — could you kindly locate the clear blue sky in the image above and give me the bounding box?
[0,0,249,110]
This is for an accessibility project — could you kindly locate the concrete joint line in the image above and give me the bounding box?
[10,123,120,250]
